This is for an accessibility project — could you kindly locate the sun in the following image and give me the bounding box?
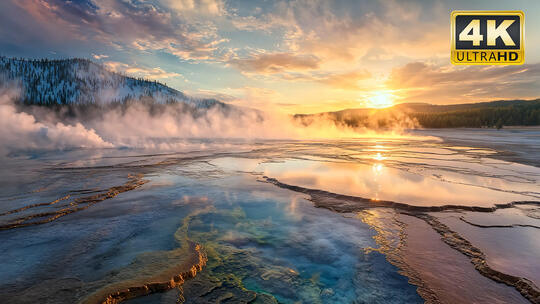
[367,92,394,109]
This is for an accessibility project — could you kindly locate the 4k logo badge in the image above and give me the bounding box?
[451,11,524,65]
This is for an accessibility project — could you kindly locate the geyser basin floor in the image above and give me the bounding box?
[0,129,539,303]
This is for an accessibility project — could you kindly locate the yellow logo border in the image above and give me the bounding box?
[450,10,524,65]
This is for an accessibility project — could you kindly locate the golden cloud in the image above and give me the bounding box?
[229,52,320,74]
[387,62,540,103]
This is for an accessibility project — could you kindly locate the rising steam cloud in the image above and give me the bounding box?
[0,87,113,156]
[0,86,420,156]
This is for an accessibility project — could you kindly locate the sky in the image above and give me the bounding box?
[0,0,539,114]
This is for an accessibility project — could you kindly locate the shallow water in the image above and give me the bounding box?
[0,129,539,303]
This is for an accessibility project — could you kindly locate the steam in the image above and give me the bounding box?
[0,87,112,156]
[82,103,420,151]
[0,86,422,156]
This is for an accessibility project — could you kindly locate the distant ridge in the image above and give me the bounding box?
[0,56,223,108]
[321,99,540,114]
[295,99,540,128]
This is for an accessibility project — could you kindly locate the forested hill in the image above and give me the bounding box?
[295,99,540,129]
[401,100,540,128]
[0,56,222,108]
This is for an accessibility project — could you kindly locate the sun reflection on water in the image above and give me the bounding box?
[373,152,386,161]
[371,162,384,201]
[372,163,383,173]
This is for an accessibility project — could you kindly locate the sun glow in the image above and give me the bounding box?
[372,152,386,161]
[367,92,394,109]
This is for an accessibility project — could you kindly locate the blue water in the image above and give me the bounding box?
[0,149,423,303]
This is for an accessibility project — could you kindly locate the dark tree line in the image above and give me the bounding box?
[295,99,540,129]
[409,100,540,128]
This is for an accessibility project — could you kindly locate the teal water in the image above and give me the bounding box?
[1,133,538,303]
[0,148,422,303]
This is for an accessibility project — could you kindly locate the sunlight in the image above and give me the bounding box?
[372,152,386,161]
[372,163,384,173]
[367,92,394,109]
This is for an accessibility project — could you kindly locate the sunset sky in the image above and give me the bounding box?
[1,0,539,113]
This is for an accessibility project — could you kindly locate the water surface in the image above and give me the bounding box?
[0,129,538,303]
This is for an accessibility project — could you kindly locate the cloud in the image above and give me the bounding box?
[229,52,320,74]
[162,0,225,16]
[230,15,277,33]
[278,70,372,90]
[387,62,540,103]
[316,70,372,90]
[235,0,448,65]
[321,70,371,90]
[103,61,182,80]
[92,53,109,60]
[7,0,226,61]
